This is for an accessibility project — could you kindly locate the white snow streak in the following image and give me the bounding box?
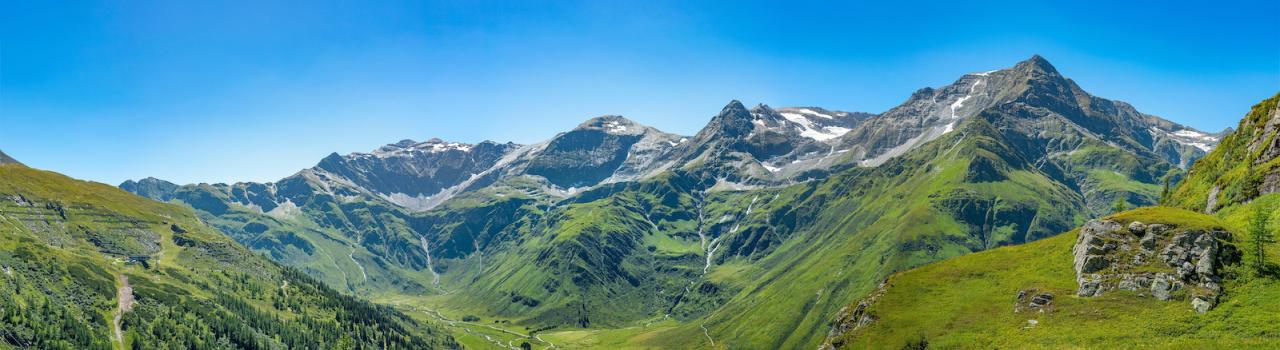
[420,235,441,287]
[349,248,369,282]
[779,112,852,141]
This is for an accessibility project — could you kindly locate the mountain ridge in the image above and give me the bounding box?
[0,149,21,166]
[117,55,1230,348]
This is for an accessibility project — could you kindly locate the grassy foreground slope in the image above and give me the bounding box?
[825,204,1279,349]
[0,164,457,349]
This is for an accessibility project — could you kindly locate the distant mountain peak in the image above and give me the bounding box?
[1016,54,1060,75]
[575,115,648,135]
[0,150,21,166]
[751,103,776,113]
[370,138,475,157]
[702,99,756,137]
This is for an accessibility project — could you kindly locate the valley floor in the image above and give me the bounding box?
[378,294,706,350]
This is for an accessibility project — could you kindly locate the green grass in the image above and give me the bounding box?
[830,201,1280,349]
[1167,92,1279,211]
[0,164,457,349]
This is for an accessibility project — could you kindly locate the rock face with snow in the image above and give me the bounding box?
[1072,219,1239,313]
[652,101,875,188]
[508,115,685,188]
[838,55,1218,170]
[827,56,1220,215]
[315,138,520,208]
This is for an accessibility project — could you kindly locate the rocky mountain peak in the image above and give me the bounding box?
[1015,54,1061,76]
[368,138,476,157]
[575,115,647,135]
[119,176,180,201]
[750,103,777,115]
[700,99,757,139]
[0,149,21,166]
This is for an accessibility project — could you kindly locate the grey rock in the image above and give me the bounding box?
[1073,218,1240,312]
[1080,255,1110,273]
[1206,185,1221,214]
[1140,233,1158,252]
[1127,221,1147,233]
[1077,279,1103,297]
[1118,277,1140,291]
[1029,294,1054,309]
[1192,296,1215,313]
[1146,224,1169,235]
[1151,279,1173,301]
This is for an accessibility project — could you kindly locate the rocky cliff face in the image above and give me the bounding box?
[315,138,520,209]
[1073,219,1239,313]
[819,279,889,350]
[1167,92,1280,213]
[512,115,685,188]
[1250,97,1280,195]
[836,56,1217,170]
[653,101,875,188]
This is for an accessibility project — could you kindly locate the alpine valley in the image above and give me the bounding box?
[9,55,1274,349]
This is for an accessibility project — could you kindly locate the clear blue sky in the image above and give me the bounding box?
[3,0,1277,185]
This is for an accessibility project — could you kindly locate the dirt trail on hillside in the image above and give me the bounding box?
[114,275,135,345]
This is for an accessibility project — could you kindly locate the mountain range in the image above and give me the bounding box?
[102,56,1258,348]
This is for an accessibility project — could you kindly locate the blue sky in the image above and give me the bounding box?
[3,0,1277,185]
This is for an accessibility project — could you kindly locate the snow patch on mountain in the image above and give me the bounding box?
[380,192,442,211]
[365,139,474,158]
[1150,127,1220,152]
[779,111,852,141]
[943,76,986,135]
[266,199,300,219]
[604,121,628,133]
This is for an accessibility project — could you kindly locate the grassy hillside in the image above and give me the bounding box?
[825,93,1280,349]
[824,202,1280,349]
[0,164,457,349]
[1167,92,1279,212]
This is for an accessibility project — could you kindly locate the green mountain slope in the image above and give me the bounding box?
[412,115,1088,348]
[116,56,1205,349]
[0,164,457,349]
[820,204,1279,349]
[120,175,447,297]
[820,92,1280,349]
[1167,92,1280,212]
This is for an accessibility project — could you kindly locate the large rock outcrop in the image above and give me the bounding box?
[1073,219,1239,313]
[818,279,889,350]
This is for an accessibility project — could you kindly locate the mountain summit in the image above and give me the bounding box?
[0,150,21,166]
